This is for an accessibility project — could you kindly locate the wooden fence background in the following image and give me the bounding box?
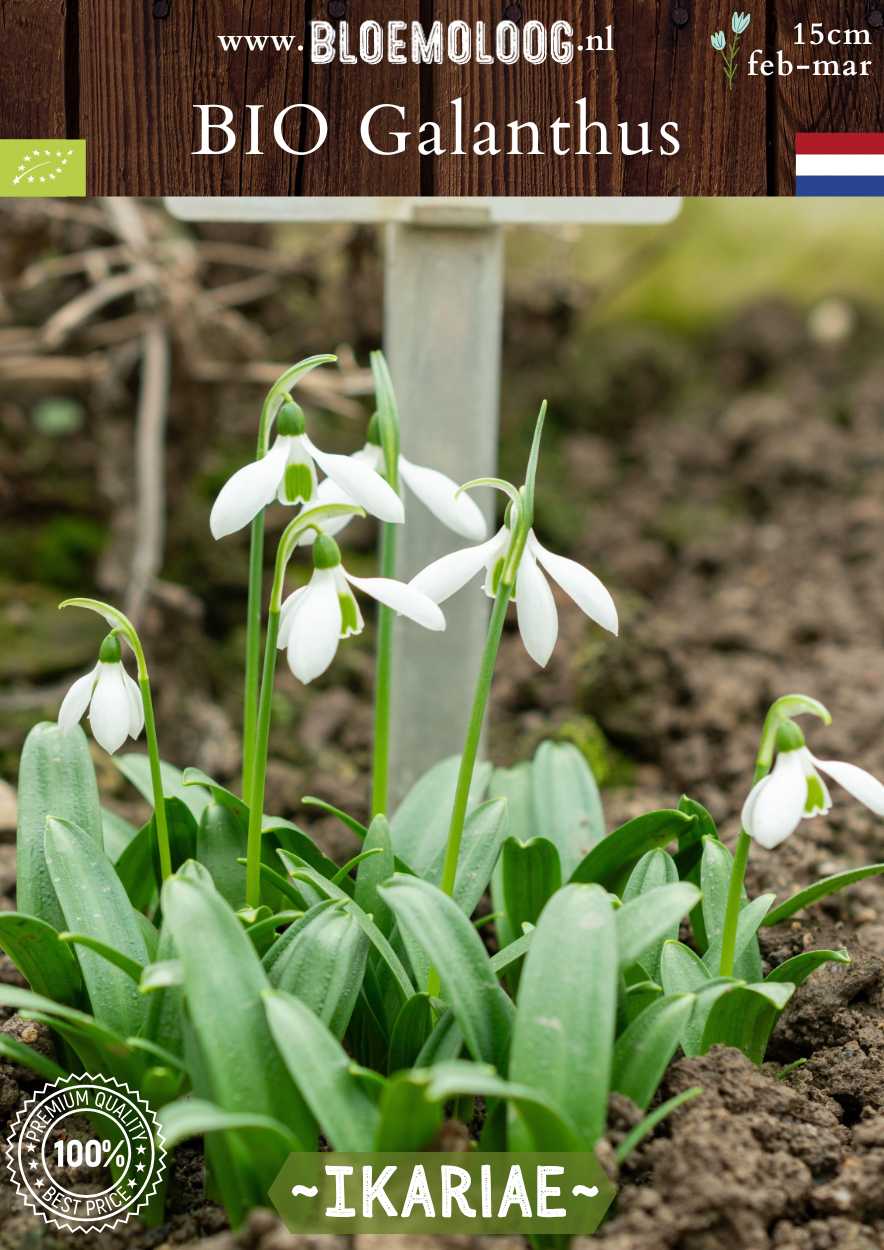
[1,1,882,195]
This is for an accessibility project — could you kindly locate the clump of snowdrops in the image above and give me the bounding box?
[7,352,884,1236]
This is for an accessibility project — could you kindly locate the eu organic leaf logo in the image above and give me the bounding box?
[0,140,86,196]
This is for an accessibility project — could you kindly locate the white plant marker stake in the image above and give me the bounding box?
[165,198,682,806]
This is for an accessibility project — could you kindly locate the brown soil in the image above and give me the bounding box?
[3,295,884,1247]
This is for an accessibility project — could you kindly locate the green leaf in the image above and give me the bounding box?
[699,982,794,1064]
[59,933,143,984]
[159,1097,298,1151]
[115,753,209,824]
[140,960,184,992]
[615,883,701,972]
[45,817,149,1035]
[197,801,247,907]
[182,768,250,825]
[388,993,434,1074]
[699,837,762,981]
[704,893,776,976]
[354,815,395,934]
[765,949,851,986]
[278,854,415,1003]
[300,796,368,840]
[0,1032,66,1082]
[611,993,695,1110]
[415,1008,464,1068]
[102,808,139,862]
[488,762,534,842]
[622,850,680,979]
[0,913,83,1004]
[501,836,562,937]
[379,875,513,1070]
[390,755,491,877]
[114,822,158,912]
[509,884,617,1148]
[532,741,604,876]
[615,1087,702,1164]
[571,810,695,890]
[264,990,379,1150]
[374,1071,444,1151]
[162,874,316,1173]
[0,985,144,1085]
[427,1060,586,1153]
[265,823,344,886]
[422,798,510,918]
[17,722,102,930]
[659,940,723,1055]
[763,865,884,926]
[675,796,717,869]
[268,904,368,1039]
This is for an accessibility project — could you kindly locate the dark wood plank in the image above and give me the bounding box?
[301,0,422,195]
[0,0,68,138]
[619,0,768,196]
[773,0,884,193]
[431,1,768,196]
[78,0,309,194]
[431,0,619,195]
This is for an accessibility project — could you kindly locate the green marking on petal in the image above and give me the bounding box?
[805,773,827,815]
[282,462,314,505]
[339,593,361,637]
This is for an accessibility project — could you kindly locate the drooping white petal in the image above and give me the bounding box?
[398,455,488,541]
[742,749,807,849]
[277,586,309,648]
[88,663,134,755]
[410,531,507,605]
[209,436,291,539]
[122,669,145,739]
[58,665,99,732]
[345,571,446,631]
[285,570,342,684]
[812,756,884,817]
[531,534,618,636]
[302,434,404,524]
[514,550,558,667]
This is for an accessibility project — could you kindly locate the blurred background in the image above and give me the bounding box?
[1,198,883,869]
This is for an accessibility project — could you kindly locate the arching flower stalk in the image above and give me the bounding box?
[413,402,617,902]
[718,693,842,977]
[243,502,443,910]
[57,598,172,880]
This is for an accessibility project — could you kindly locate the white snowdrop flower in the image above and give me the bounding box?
[298,421,487,545]
[57,634,144,755]
[742,721,884,850]
[278,534,445,684]
[209,401,404,540]
[410,524,618,668]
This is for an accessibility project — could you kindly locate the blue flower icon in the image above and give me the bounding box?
[732,12,751,35]
[711,11,752,90]
[711,31,726,51]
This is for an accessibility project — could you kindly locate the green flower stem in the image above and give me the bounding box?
[718,705,783,976]
[371,518,398,818]
[240,515,265,800]
[245,607,279,910]
[439,584,512,897]
[138,675,173,881]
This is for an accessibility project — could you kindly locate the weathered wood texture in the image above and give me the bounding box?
[0,1,880,194]
[0,0,68,138]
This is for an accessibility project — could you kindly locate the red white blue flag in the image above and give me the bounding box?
[796,134,884,196]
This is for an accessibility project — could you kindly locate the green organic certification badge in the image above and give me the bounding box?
[0,140,86,196]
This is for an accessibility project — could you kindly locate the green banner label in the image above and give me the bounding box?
[270,1152,616,1235]
[0,141,86,196]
